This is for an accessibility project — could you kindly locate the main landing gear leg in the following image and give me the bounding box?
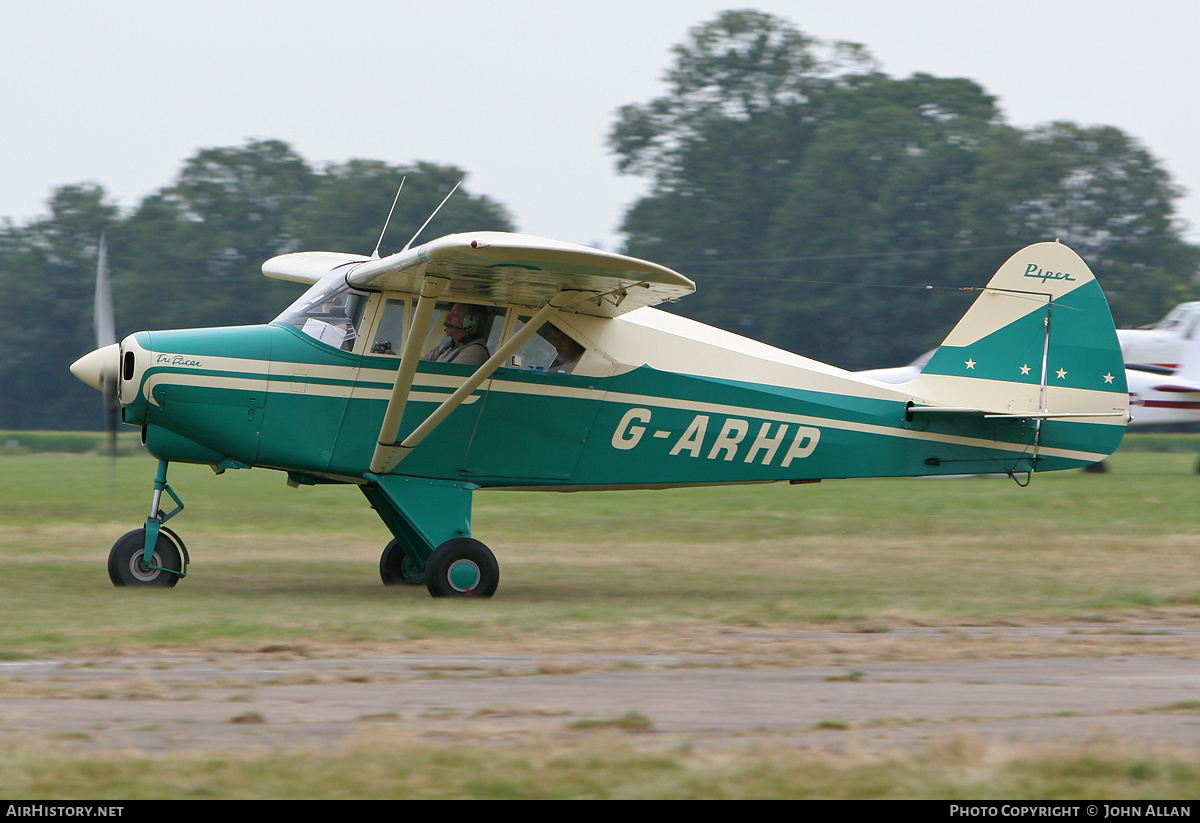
[108,459,189,587]
[362,474,499,598]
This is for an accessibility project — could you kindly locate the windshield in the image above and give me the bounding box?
[274,275,368,351]
[1153,302,1198,329]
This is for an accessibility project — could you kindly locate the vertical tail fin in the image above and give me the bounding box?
[1173,323,1200,382]
[907,241,1129,468]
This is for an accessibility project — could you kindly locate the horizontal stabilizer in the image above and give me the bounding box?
[906,405,1123,419]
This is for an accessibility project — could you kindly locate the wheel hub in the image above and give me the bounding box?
[446,559,481,593]
[129,551,162,583]
[402,555,424,582]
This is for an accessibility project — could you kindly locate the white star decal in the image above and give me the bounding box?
[964,358,976,370]
[1103,372,1115,384]
[1020,364,1031,375]
[1056,367,1067,379]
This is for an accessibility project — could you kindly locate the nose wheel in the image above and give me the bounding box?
[108,527,185,587]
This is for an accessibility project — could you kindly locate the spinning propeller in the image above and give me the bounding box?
[70,236,121,496]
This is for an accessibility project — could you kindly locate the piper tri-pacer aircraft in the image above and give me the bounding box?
[70,235,1130,597]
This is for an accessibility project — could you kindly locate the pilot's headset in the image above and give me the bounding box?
[460,305,488,335]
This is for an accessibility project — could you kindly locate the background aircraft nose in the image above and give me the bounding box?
[70,343,120,391]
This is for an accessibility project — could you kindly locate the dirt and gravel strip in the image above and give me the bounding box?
[1,623,1198,754]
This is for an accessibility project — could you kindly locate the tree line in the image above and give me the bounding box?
[611,10,1200,369]
[3,8,1197,430]
[1,147,513,429]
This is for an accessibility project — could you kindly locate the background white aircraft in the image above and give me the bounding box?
[1117,301,1200,370]
[1125,327,1200,426]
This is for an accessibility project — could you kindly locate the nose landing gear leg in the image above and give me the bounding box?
[108,459,189,587]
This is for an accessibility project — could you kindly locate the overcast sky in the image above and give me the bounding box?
[4,0,1199,253]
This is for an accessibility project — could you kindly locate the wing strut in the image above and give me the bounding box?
[369,276,449,473]
[370,297,564,475]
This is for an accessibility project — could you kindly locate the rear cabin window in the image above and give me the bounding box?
[508,317,586,374]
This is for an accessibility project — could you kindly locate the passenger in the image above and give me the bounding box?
[422,303,490,365]
[546,325,585,374]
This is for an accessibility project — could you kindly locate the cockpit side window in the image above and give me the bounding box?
[275,279,369,352]
[370,298,407,355]
[418,302,503,365]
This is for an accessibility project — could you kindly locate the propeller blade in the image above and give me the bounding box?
[95,235,115,348]
[95,235,118,499]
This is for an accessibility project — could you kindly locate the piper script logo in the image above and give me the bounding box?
[1023,263,1076,283]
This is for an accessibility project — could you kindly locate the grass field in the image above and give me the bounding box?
[1,445,1198,797]
[2,448,1198,654]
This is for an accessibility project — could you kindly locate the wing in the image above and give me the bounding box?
[1148,380,1200,394]
[263,232,695,318]
[261,251,372,284]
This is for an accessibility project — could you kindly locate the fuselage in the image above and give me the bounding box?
[112,297,1112,490]
[1117,301,1200,370]
[1125,363,1200,428]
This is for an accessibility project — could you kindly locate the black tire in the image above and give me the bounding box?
[1083,461,1108,474]
[108,528,182,588]
[380,538,423,586]
[424,538,499,598]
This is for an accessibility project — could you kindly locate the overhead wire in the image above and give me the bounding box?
[656,242,1025,292]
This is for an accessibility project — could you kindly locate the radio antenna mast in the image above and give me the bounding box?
[402,181,461,253]
[371,176,406,259]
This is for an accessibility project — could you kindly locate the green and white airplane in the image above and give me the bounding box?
[71,233,1129,598]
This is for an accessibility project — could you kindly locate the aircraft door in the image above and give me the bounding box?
[259,282,370,473]
[460,315,604,482]
[330,298,520,476]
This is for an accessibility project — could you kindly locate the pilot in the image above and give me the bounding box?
[546,325,584,374]
[422,303,490,365]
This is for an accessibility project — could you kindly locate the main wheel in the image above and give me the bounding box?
[380,539,423,586]
[424,538,499,598]
[108,528,182,588]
